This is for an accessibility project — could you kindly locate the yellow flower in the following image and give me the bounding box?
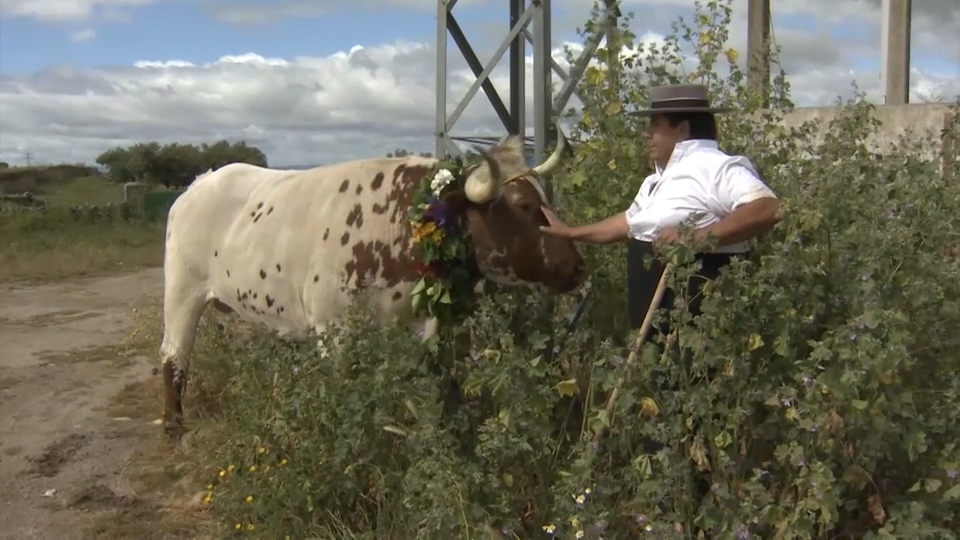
[413,221,444,245]
[234,523,241,530]
[245,495,254,503]
[206,484,213,490]
[227,464,236,472]
[575,531,585,539]
[570,517,580,528]
[246,523,255,531]
[249,465,257,472]
[218,470,226,478]
[280,458,288,466]
[203,494,212,504]
[542,524,556,534]
[725,48,740,64]
[257,447,266,454]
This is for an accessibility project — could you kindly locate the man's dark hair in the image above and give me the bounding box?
[661,111,718,140]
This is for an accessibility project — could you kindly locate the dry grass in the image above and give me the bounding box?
[0,175,165,283]
[78,299,222,539]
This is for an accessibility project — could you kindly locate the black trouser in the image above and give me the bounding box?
[626,239,747,510]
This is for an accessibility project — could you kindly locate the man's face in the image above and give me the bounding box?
[644,114,687,168]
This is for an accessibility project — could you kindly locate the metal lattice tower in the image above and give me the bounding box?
[434,0,622,172]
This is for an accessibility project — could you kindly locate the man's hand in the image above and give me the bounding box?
[539,206,573,238]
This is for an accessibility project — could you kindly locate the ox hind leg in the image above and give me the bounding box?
[158,285,209,437]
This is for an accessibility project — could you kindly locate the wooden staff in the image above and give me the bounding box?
[592,262,674,444]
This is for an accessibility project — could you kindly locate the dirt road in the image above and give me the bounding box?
[0,268,198,539]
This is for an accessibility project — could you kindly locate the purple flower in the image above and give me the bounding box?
[424,197,456,231]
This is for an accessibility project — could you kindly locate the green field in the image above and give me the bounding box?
[0,173,165,283]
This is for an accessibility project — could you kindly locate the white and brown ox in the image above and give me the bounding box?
[158,131,586,433]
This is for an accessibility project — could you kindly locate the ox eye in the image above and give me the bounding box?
[516,199,536,213]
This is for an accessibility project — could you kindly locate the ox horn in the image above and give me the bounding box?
[531,123,567,176]
[463,146,502,203]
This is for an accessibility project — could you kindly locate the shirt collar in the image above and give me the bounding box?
[655,139,719,175]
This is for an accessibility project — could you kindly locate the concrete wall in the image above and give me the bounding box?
[777,103,952,153]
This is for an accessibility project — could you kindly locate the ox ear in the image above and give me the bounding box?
[440,188,472,215]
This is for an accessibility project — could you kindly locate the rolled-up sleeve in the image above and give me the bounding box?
[624,196,644,239]
[715,157,777,213]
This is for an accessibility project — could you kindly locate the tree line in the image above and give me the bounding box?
[94,142,438,188]
[95,140,268,188]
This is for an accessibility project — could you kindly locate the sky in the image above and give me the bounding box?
[0,0,958,168]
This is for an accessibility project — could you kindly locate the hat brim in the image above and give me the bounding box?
[627,106,734,116]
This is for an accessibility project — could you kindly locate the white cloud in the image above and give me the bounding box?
[0,0,957,167]
[70,27,96,41]
[0,0,156,21]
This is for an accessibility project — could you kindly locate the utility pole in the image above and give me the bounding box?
[24,152,33,166]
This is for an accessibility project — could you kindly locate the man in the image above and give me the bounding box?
[539,83,780,331]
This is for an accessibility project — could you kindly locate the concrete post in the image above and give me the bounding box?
[880,0,911,104]
[746,0,771,107]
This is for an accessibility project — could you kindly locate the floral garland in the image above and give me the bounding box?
[407,160,476,323]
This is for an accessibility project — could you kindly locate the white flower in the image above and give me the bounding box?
[430,168,455,195]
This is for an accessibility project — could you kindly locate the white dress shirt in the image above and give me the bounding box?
[625,139,777,254]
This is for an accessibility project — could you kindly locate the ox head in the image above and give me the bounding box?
[444,129,586,294]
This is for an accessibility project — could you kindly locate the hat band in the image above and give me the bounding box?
[648,98,713,110]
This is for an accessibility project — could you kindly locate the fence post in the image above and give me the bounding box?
[943,111,956,184]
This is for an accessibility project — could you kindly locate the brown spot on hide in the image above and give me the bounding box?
[343,239,418,288]
[253,213,262,223]
[226,270,231,277]
[241,292,249,300]
[371,172,384,190]
[323,229,330,240]
[259,269,267,279]
[267,206,274,215]
[313,275,319,282]
[276,263,281,273]
[392,291,402,301]
[355,184,363,195]
[265,295,274,308]
[340,232,350,245]
[341,163,429,288]
[250,211,255,217]
[339,179,349,192]
[346,204,364,228]
[214,250,218,257]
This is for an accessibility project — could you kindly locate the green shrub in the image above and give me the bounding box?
[188,1,960,538]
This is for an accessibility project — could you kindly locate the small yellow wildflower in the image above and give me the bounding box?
[257,447,266,454]
[542,524,556,534]
[249,465,257,472]
[203,493,212,504]
[280,458,288,466]
[584,488,591,494]
[245,495,254,503]
[234,523,242,530]
[206,484,213,490]
[575,531,585,539]
[246,523,255,531]
[227,464,236,472]
[574,494,585,504]
[218,470,226,478]
[725,48,739,64]
[570,517,580,528]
